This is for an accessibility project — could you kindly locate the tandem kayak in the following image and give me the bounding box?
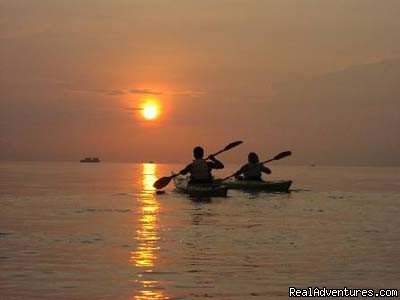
[215,179,292,192]
[173,176,228,198]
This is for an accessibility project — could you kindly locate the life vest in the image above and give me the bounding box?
[243,163,263,180]
[190,159,212,182]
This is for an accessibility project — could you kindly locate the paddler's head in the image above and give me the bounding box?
[248,152,259,163]
[193,146,204,159]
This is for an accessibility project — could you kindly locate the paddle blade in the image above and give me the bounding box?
[153,176,172,189]
[273,151,292,160]
[223,140,243,151]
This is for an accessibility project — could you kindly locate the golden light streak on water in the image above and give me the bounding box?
[131,163,168,300]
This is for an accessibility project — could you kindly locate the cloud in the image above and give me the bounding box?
[129,89,162,95]
[169,90,206,98]
[125,107,143,111]
[106,89,126,96]
[69,87,163,96]
[17,79,205,99]
[2,77,206,103]
[68,86,205,98]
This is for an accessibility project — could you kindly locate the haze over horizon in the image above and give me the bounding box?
[1,0,400,166]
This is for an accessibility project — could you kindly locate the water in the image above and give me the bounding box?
[0,162,399,299]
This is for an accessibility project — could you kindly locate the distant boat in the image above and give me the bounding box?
[80,157,101,163]
[147,161,155,164]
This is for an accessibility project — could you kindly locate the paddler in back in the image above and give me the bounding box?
[180,146,224,184]
[234,152,271,181]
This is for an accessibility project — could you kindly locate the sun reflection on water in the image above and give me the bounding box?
[131,163,168,299]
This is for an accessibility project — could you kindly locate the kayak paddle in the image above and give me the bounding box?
[153,140,243,190]
[222,150,292,181]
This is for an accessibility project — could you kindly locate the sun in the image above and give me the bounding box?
[142,103,159,120]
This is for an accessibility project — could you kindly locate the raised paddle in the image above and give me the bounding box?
[153,141,243,190]
[222,150,292,181]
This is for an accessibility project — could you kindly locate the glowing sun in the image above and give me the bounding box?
[142,103,159,120]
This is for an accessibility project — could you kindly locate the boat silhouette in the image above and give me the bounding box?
[80,157,101,163]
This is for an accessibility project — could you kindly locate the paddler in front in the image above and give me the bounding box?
[180,146,224,184]
[234,152,271,181]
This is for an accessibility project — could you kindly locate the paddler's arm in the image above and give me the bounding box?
[208,155,224,169]
[233,165,246,177]
[179,163,192,175]
[261,165,272,174]
[233,165,247,179]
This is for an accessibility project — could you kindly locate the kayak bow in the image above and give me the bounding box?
[173,176,228,198]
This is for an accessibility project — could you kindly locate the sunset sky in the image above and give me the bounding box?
[1,0,400,165]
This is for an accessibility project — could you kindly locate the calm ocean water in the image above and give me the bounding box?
[0,162,399,299]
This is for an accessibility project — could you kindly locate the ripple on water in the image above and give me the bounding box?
[75,208,132,214]
[0,232,13,237]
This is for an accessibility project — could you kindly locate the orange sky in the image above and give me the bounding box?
[1,0,400,165]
